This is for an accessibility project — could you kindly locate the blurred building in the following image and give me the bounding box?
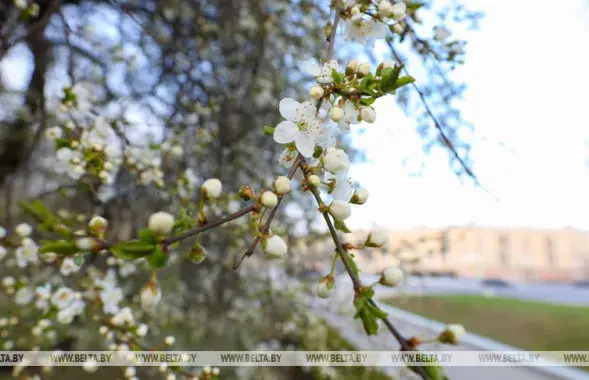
[353,226,589,282]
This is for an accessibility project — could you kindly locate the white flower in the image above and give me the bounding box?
[140,283,162,312]
[377,0,394,17]
[15,223,32,237]
[148,211,175,235]
[15,287,34,305]
[439,324,466,344]
[83,360,98,373]
[317,280,334,299]
[328,200,352,221]
[170,145,183,157]
[434,26,451,41]
[56,298,85,324]
[301,60,340,84]
[392,2,407,19]
[164,335,175,345]
[273,176,291,195]
[335,100,360,132]
[15,239,39,268]
[358,62,370,77]
[366,231,387,247]
[60,257,81,276]
[75,237,97,252]
[380,267,404,287]
[2,276,15,287]
[278,147,299,168]
[101,286,123,315]
[329,107,344,123]
[125,367,137,378]
[0,226,6,239]
[274,98,324,158]
[360,106,376,123]
[351,188,369,205]
[330,173,355,202]
[111,307,135,326]
[261,191,278,208]
[201,178,222,199]
[309,86,324,100]
[35,284,52,311]
[51,287,76,309]
[45,126,63,140]
[136,324,148,337]
[323,148,350,174]
[343,18,387,46]
[262,234,288,259]
[307,174,321,187]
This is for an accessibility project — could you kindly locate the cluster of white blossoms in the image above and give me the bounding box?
[342,0,407,45]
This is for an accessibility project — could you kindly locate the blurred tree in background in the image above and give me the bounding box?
[0,0,480,379]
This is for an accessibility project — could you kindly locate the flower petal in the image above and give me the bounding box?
[295,133,315,158]
[274,121,298,144]
[332,173,354,202]
[301,61,321,77]
[279,98,300,121]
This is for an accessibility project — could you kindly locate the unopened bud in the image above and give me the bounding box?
[365,231,387,247]
[357,62,370,78]
[438,324,466,345]
[380,267,404,287]
[328,200,352,221]
[148,211,175,236]
[346,60,359,76]
[360,106,376,123]
[350,188,369,205]
[307,174,321,188]
[187,243,208,264]
[260,191,278,208]
[262,234,287,259]
[75,237,100,252]
[88,216,108,237]
[317,276,335,299]
[273,176,291,195]
[309,86,324,100]
[238,185,255,201]
[140,281,162,312]
[329,107,344,122]
[201,178,222,199]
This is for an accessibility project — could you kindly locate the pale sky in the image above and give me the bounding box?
[348,0,589,231]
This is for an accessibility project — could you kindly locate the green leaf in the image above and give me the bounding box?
[263,126,275,136]
[138,229,158,245]
[407,2,426,11]
[146,246,167,268]
[19,200,52,222]
[111,241,156,260]
[334,220,352,233]
[38,241,78,255]
[393,75,416,90]
[331,68,344,84]
[359,97,376,106]
[381,65,403,93]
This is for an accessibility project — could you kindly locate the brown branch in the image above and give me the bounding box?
[232,154,302,269]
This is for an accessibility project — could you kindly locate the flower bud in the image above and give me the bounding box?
[201,178,222,199]
[380,266,404,287]
[140,281,162,312]
[260,191,278,208]
[329,107,344,122]
[392,23,404,34]
[350,5,361,17]
[136,324,148,337]
[164,335,175,345]
[170,145,183,157]
[365,231,387,247]
[76,237,100,252]
[357,62,370,78]
[307,174,321,188]
[438,324,466,345]
[88,216,108,237]
[328,200,352,221]
[350,188,369,205]
[309,86,324,100]
[323,147,350,174]
[360,106,376,123]
[346,60,359,75]
[238,185,255,201]
[317,276,335,299]
[262,234,287,259]
[378,0,394,17]
[187,243,208,264]
[273,176,291,195]
[15,223,32,237]
[148,211,175,235]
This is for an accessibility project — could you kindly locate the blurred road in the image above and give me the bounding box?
[345,274,589,307]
